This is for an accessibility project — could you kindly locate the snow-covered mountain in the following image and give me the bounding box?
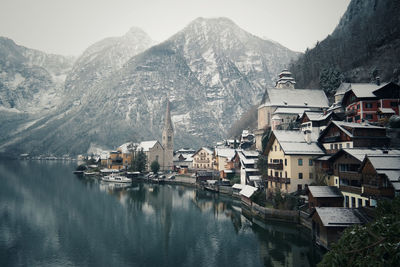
[0,18,299,156]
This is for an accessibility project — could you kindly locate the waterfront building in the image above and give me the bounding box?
[193,147,214,170]
[318,120,389,155]
[264,130,324,193]
[308,186,343,209]
[311,207,369,250]
[255,70,329,150]
[214,148,236,178]
[299,111,339,136]
[235,150,259,186]
[173,152,194,173]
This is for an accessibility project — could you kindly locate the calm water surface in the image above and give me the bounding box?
[0,160,322,266]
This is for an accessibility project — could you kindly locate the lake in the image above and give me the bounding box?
[0,160,322,266]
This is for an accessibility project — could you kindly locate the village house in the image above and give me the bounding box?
[236,150,259,186]
[193,147,214,170]
[239,185,258,207]
[255,70,329,150]
[341,81,400,124]
[299,111,339,136]
[214,147,236,178]
[265,130,325,193]
[360,153,400,204]
[311,207,369,250]
[173,152,193,174]
[318,120,390,155]
[271,107,310,130]
[308,186,343,209]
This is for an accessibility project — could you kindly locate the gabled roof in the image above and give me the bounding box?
[239,185,258,198]
[300,111,335,122]
[274,107,311,116]
[260,88,329,109]
[348,83,389,98]
[215,148,236,160]
[318,120,385,141]
[361,154,400,191]
[308,186,343,198]
[193,147,213,156]
[267,130,324,155]
[315,207,366,227]
[330,148,400,162]
[137,140,160,152]
[334,83,351,96]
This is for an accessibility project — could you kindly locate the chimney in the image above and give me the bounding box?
[304,130,312,144]
[376,76,381,86]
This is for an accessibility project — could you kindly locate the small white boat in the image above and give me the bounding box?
[101,174,131,183]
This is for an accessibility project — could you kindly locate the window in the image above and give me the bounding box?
[330,144,333,149]
[365,114,373,120]
[357,104,360,109]
[299,173,303,179]
[391,101,398,107]
[346,143,350,148]
[279,172,282,177]
[309,159,313,166]
[275,145,277,151]
[358,198,362,207]
[334,144,338,149]
[298,159,303,166]
[285,171,287,178]
[365,103,373,108]
[339,144,342,149]
[309,173,313,179]
[351,197,356,208]
[284,159,287,166]
[355,115,360,121]
[345,196,349,208]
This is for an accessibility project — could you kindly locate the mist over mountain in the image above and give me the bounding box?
[0,17,299,156]
[290,0,400,97]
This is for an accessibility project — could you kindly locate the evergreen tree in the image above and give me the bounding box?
[150,160,160,174]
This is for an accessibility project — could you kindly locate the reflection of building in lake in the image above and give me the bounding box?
[252,220,320,266]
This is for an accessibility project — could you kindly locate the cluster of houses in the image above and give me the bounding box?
[254,70,400,249]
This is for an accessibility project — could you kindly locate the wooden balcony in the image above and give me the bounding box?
[339,184,362,195]
[338,171,361,181]
[363,185,394,198]
[267,176,290,184]
[196,159,210,163]
[269,162,283,170]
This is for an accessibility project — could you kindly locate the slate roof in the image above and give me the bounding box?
[260,88,329,108]
[308,186,343,198]
[239,185,258,198]
[321,121,385,139]
[315,207,366,227]
[302,111,333,122]
[232,184,245,190]
[273,130,324,155]
[349,83,389,98]
[341,148,400,162]
[363,154,400,191]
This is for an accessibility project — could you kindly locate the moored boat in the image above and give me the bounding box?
[101,174,131,183]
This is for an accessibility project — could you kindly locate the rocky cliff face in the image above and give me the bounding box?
[290,0,400,94]
[0,18,299,156]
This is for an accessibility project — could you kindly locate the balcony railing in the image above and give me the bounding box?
[267,176,290,184]
[269,162,283,170]
[323,136,341,143]
[339,171,361,181]
[339,184,362,195]
[363,185,394,198]
[196,159,210,163]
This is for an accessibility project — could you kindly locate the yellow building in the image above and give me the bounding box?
[264,130,325,193]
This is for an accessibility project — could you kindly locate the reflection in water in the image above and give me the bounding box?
[0,160,322,266]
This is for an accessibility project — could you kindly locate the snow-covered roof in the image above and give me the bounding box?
[274,107,311,116]
[232,184,245,190]
[364,154,400,191]
[378,108,395,114]
[137,140,159,152]
[315,207,365,227]
[243,168,259,172]
[325,121,385,139]
[100,151,110,160]
[242,150,259,158]
[308,186,343,198]
[249,175,261,181]
[118,142,138,154]
[348,83,389,98]
[239,185,258,198]
[341,148,400,162]
[215,148,236,160]
[260,88,329,108]
[302,111,332,122]
[334,83,351,96]
[273,130,324,155]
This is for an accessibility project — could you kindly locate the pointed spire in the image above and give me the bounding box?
[164,98,173,131]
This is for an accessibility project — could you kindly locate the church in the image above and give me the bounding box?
[255,70,330,150]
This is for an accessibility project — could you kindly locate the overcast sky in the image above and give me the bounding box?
[0,0,350,56]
